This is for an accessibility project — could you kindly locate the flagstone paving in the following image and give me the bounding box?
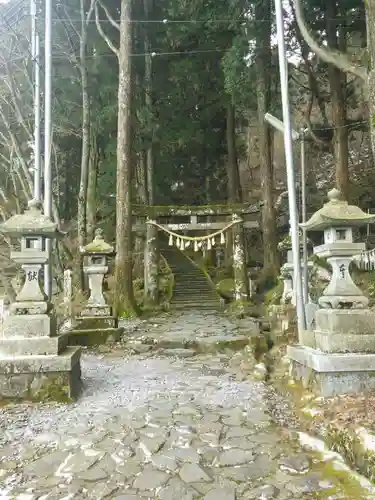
[0,311,374,499]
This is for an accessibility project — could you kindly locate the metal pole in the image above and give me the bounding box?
[274,0,306,334]
[31,0,41,201]
[44,0,52,298]
[301,130,309,303]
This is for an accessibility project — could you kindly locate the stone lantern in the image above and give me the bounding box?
[278,232,313,306]
[0,200,81,401]
[69,229,122,345]
[288,188,375,396]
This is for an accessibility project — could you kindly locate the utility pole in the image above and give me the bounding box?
[274,0,306,335]
[300,129,309,303]
[30,0,41,201]
[44,0,52,298]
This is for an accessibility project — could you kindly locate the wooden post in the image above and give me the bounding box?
[144,220,159,306]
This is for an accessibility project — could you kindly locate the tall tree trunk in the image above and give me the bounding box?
[226,102,241,203]
[225,103,235,263]
[144,0,154,205]
[366,1,375,158]
[114,0,138,316]
[136,151,148,205]
[77,0,91,289]
[134,151,147,277]
[326,0,349,200]
[143,0,159,307]
[226,102,249,300]
[86,132,98,242]
[255,0,279,281]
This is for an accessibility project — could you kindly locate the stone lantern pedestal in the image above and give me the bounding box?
[0,200,81,401]
[288,189,375,396]
[68,229,123,346]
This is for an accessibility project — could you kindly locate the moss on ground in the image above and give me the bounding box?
[216,278,234,300]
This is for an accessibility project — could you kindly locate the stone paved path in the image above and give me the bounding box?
[0,311,374,499]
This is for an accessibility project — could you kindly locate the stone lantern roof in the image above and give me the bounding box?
[300,188,375,231]
[81,228,114,255]
[0,199,60,238]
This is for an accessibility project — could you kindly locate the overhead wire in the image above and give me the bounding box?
[5,15,364,24]
[0,5,368,137]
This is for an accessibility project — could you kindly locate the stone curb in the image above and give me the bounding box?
[273,350,375,485]
[302,404,375,484]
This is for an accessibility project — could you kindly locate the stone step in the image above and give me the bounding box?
[171,304,220,309]
[173,289,216,296]
[174,281,213,286]
[155,348,196,358]
[128,332,249,354]
[173,299,219,304]
[155,333,249,353]
[163,245,219,310]
[171,299,220,304]
[174,278,212,283]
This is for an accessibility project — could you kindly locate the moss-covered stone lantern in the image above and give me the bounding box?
[288,188,375,397]
[0,199,81,402]
[68,229,123,346]
[301,188,374,309]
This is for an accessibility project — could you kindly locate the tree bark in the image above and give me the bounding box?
[134,151,147,278]
[226,102,249,300]
[114,0,138,316]
[226,102,241,203]
[77,0,91,290]
[366,0,375,158]
[86,132,98,242]
[326,0,349,200]
[143,0,159,307]
[255,0,279,281]
[77,0,90,253]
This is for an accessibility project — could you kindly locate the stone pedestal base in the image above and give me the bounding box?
[82,305,111,317]
[77,316,117,329]
[0,346,81,402]
[288,345,375,397]
[69,315,122,346]
[314,309,375,353]
[68,326,123,346]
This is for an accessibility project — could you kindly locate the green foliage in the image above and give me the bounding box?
[264,280,283,306]
[222,35,256,112]
[216,278,235,299]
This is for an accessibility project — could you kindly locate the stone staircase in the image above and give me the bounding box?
[161,242,221,311]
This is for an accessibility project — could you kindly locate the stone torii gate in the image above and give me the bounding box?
[132,203,260,306]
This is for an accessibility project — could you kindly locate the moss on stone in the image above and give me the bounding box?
[31,377,72,403]
[132,203,259,217]
[326,425,375,483]
[312,458,373,499]
[68,327,122,346]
